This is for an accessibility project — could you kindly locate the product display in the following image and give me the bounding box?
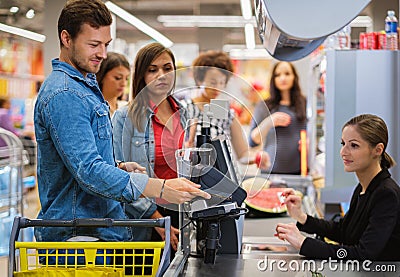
[385,10,398,50]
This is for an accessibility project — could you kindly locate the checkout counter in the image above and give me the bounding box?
[163,171,318,277]
[164,100,320,276]
[163,169,398,277]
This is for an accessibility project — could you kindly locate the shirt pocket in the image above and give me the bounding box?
[131,134,149,164]
[94,104,111,139]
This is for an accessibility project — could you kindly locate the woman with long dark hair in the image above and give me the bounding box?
[249,61,307,174]
[112,42,186,251]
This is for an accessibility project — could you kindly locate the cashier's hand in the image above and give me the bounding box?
[119,162,147,174]
[282,189,307,224]
[275,223,305,250]
[162,178,211,204]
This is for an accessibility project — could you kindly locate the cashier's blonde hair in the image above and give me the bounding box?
[343,114,396,169]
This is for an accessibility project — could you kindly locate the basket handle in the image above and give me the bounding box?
[157,216,171,277]
[13,217,168,228]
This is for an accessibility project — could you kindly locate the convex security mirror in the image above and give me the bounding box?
[254,0,371,61]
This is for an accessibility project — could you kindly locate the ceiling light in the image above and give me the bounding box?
[245,23,255,49]
[158,15,256,28]
[228,48,271,60]
[26,9,35,19]
[240,0,252,20]
[105,1,173,48]
[0,23,46,42]
[9,7,19,13]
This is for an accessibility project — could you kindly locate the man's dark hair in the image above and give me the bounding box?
[58,0,112,47]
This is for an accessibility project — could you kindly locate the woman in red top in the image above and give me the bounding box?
[112,43,187,251]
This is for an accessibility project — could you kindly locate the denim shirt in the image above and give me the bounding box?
[112,97,187,240]
[34,59,149,242]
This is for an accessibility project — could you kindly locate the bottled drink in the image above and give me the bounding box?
[337,25,351,49]
[385,10,398,50]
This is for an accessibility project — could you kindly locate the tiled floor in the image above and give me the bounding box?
[0,187,40,277]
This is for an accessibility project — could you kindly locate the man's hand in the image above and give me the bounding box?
[162,178,211,204]
[143,178,211,204]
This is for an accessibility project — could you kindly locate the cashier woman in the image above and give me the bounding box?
[276,114,400,261]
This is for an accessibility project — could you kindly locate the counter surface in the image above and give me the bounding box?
[168,217,400,276]
[181,253,399,277]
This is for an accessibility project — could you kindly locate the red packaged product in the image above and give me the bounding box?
[378,32,387,49]
[367,32,377,49]
[359,32,366,49]
[372,32,379,49]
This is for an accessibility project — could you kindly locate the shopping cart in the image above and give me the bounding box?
[0,128,28,256]
[9,216,171,277]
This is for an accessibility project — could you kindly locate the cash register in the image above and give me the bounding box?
[177,99,247,264]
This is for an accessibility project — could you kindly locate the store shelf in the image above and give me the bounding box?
[0,73,44,82]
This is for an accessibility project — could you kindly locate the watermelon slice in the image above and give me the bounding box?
[245,187,287,213]
[241,177,302,214]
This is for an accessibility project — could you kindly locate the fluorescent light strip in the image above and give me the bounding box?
[158,15,256,28]
[162,21,251,28]
[240,0,252,20]
[105,1,173,48]
[0,23,45,42]
[244,23,255,49]
[229,48,271,59]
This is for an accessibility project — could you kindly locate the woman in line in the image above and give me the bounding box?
[96,52,130,117]
[112,43,185,251]
[185,50,269,168]
[276,114,400,261]
[249,61,307,174]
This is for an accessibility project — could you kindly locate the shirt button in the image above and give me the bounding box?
[135,141,140,145]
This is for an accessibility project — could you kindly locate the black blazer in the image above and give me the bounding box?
[298,169,400,261]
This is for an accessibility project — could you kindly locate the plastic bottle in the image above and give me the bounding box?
[385,10,398,50]
[337,25,351,49]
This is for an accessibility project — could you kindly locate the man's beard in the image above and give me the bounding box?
[71,45,101,74]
